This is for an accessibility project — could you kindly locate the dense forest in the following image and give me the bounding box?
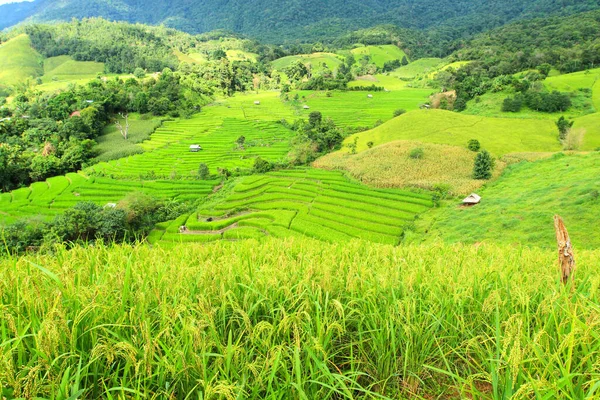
[2,0,600,43]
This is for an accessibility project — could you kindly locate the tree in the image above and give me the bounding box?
[473,150,494,180]
[393,109,406,117]
[236,135,246,149]
[115,113,130,140]
[133,68,146,79]
[308,111,322,128]
[409,148,424,159]
[556,116,574,141]
[253,157,272,173]
[401,56,409,66]
[198,163,210,180]
[467,139,481,152]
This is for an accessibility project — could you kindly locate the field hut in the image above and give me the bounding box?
[303,105,310,110]
[254,101,260,105]
[70,111,81,118]
[367,94,373,98]
[104,203,117,209]
[189,145,202,152]
[462,193,481,206]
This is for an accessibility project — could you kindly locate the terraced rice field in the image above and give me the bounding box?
[0,173,216,224]
[0,34,43,87]
[294,89,432,127]
[154,168,432,245]
[271,53,343,74]
[88,116,295,178]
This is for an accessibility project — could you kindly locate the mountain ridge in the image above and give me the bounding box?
[2,0,600,43]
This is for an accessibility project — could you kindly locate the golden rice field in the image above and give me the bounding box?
[315,140,504,195]
[1,239,599,399]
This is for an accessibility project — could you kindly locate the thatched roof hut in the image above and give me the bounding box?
[462,193,481,205]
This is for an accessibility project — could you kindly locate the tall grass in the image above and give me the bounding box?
[1,239,599,399]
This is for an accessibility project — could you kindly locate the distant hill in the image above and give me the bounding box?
[2,0,600,43]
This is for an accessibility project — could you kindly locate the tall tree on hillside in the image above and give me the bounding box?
[473,150,493,180]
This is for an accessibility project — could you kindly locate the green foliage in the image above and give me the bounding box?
[409,147,424,159]
[473,150,493,180]
[393,108,406,117]
[502,95,523,112]
[133,68,145,79]
[467,139,481,152]
[252,157,273,173]
[198,163,210,180]
[556,116,575,141]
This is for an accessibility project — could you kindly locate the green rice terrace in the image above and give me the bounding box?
[154,168,432,245]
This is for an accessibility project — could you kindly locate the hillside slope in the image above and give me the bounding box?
[2,0,600,42]
[0,34,43,88]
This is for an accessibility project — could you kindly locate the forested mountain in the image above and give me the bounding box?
[1,0,600,43]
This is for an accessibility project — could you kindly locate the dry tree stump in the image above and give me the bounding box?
[554,215,575,284]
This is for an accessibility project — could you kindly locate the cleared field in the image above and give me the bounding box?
[93,115,163,162]
[88,116,295,178]
[226,49,258,62]
[0,34,43,87]
[315,140,503,195]
[0,173,217,224]
[348,74,409,90]
[464,90,595,119]
[42,55,104,81]
[271,53,343,74]
[341,109,563,155]
[423,153,600,249]
[544,68,600,93]
[2,239,599,398]
[155,168,432,245]
[293,89,432,127]
[390,58,444,79]
[350,45,407,67]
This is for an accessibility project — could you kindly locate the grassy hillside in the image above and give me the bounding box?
[348,74,408,90]
[154,168,432,245]
[315,140,503,195]
[390,58,444,79]
[2,239,599,398]
[42,55,105,81]
[349,44,406,67]
[341,109,562,155]
[0,34,43,87]
[423,153,600,249]
[543,67,600,93]
[271,53,343,74]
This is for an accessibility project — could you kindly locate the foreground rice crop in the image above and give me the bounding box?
[1,239,599,399]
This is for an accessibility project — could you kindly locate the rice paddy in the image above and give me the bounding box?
[1,239,599,398]
[341,109,564,155]
[315,140,504,195]
[155,168,432,245]
[0,172,217,224]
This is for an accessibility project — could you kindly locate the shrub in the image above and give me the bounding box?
[502,95,523,112]
[253,157,273,173]
[393,109,407,117]
[556,116,574,141]
[133,68,146,79]
[367,141,374,149]
[409,148,424,159]
[473,150,494,180]
[198,163,210,180]
[467,139,481,152]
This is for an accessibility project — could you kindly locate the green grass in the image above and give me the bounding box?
[348,74,409,90]
[271,53,343,74]
[0,34,43,88]
[390,58,444,79]
[1,239,599,398]
[349,45,407,67]
[421,152,600,249]
[42,55,104,80]
[464,90,595,119]
[93,115,163,162]
[157,168,432,245]
[226,49,258,62]
[543,68,600,93]
[342,109,564,155]
[292,89,432,127]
